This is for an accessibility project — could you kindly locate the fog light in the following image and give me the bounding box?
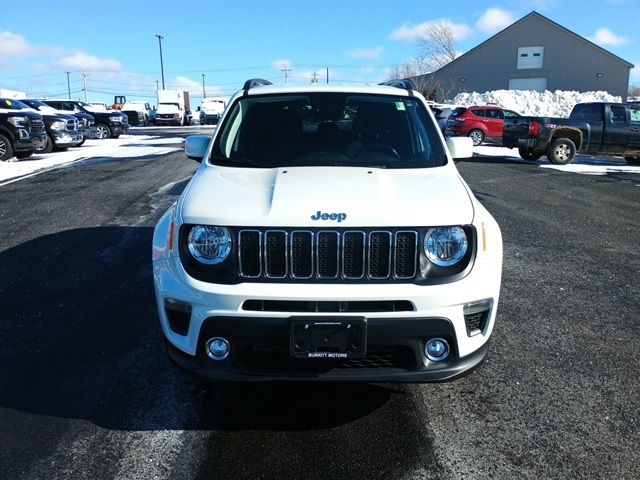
[206,337,230,360]
[425,338,449,362]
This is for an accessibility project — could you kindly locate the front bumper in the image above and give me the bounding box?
[52,131,83,146]
[154,248,501,381]
[110,122,130,135]
[201,114,222,125]
[165,316,491,382]
[155,117,182,125]
[14,131,47,152]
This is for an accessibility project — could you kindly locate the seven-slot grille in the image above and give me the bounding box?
[238,229,418,281]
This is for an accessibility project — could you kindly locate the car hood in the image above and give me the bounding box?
[180,166,474,227]
[157,104,180,113]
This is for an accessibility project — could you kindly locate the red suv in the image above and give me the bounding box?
[445,106,521,146]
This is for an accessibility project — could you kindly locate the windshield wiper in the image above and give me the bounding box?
[209,155,270,168]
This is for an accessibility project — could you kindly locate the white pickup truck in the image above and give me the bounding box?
[121,102,152,126]
[152,79,503,382]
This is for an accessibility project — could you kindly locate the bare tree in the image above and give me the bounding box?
[416,21,459,71]
[388,21,462,101]
[628,85,640,98]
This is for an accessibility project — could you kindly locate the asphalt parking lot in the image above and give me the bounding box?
[0,128,639,479]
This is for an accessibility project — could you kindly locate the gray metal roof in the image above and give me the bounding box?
[433,11,634,75]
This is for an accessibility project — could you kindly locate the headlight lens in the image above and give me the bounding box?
[51,120,66,131]
[109,115,123,122]
[424,227,468,267]
[188,226,232,265]
[7,116,28,127]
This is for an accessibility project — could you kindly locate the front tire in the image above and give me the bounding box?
[41,134,54,154]
[518,147,543,161]
[0,134,13,161]
[625,155,640,166]
[95,124,111,139]
[547,138,576,165]
[468,129,484,146]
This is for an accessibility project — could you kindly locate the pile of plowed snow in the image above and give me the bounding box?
[452,90,621,117]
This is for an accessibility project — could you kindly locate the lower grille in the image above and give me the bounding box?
[242,299,415,313]
[238,229,418,281]
[239,345,416,373]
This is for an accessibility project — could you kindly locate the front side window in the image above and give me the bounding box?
[629,106,640,124]
[211,93,446,169]
[610,106,627,124]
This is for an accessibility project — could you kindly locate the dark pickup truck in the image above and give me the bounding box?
[0,101,47,161]
[502,102,640,165]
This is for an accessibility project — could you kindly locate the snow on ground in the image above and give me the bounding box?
[453,90,621,117]
[473,145,640,176]
[0,135,184,186]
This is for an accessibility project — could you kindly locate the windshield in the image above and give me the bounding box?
[0,98,30,110]
[211,92,445,169]
[22,99,48,109]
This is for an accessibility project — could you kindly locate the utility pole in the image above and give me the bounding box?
[155,34,165,89]
[65,71,71,98]
[311,72,319,84]
[202,74,206,98]
[81,70,89,102]
[326,67,329,84]
[281,64,291,85]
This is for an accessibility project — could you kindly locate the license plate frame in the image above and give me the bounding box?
[290,316,367,359]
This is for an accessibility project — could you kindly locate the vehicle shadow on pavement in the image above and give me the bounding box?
[0,227,411,435]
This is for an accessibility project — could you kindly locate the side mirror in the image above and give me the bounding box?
[185,135,210,163]
[197,106,201,111]
[446,137,473,159]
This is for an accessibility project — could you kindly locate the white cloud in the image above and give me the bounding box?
[0,31,32,57]
[346,46,385,60]
[271,59,293,71]
[55,52,123,72]
[173,76,222,96]
[590,28,628,47]
[175,76,200,88]
[475,8,515,34]
[389,19,473,42]
[360,66,377,74]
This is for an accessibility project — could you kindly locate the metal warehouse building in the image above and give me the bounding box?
[413,12,633,101]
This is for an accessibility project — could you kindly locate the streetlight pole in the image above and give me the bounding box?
[202,74,206,98]
[155,34,165,89]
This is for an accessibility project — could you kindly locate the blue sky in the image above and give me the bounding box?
[1,0,638,105]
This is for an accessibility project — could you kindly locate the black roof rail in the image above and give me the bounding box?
[243,78,273,95]
[379,79,416,91]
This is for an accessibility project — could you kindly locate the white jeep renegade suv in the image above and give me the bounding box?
[152,79,503,382]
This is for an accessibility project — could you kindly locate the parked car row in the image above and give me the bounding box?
[0,97,130,161]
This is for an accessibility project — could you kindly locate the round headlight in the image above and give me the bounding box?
[424,227,468,267]
[188,226,232,265]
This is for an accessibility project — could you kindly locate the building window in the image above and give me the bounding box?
[517,47,544,69]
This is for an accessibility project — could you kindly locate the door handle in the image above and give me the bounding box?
[631,127,639,133]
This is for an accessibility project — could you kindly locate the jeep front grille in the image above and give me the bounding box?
[238,229,418,281]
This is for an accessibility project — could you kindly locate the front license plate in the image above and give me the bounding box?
[290,317,367,359]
